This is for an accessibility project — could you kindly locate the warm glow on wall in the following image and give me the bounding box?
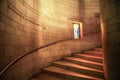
[80,23,83,39]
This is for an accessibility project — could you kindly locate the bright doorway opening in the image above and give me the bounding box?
[73,22,83,39]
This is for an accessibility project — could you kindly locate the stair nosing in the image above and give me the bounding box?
[84,51,103,54]
[64,57,103,66]
[74,53,103,59]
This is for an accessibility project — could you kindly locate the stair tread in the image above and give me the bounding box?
[85,51,103,54]
[94,48,102,49]
[43,66,103,80]
[94,48,103,51]
[74,53,103,59]
[33,73,64,80]
[31,78,40,80]
[64,57,103,66]
[53,61,103,73]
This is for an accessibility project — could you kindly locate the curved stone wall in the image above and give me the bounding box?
[1,33,101,80]
[0,0,101,80]
[100,0,120,80]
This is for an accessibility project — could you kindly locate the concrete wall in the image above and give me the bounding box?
[0,0,101,80]
[100,0,120,80]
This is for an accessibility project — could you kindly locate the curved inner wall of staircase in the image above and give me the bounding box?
[0,0,101,79]
[100,0,120,80]
[1,33,101,80]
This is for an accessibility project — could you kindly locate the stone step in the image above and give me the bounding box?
[43,66,103,80]
[64,57,103,71]
[53,61,104,79]
[94,48,103,52]
[73,53,103,63]
[30,78,40,80]
[31,73,64,80]
[84,51,103,57]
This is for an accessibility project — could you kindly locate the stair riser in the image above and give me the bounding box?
[74,55,103,63]
[94,48,103,52]
[53,63,104,79]
[30,78,39,80]
[64,58,103,71]
[43,70,98,80]
[84,52,103,57]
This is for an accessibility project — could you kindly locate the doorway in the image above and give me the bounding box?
[73,22,83,39]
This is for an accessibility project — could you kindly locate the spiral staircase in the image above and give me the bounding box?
[31,48,104,80]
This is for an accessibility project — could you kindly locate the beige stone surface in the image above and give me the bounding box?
[100,0,120,80]
[33,73,65,80]
[0,0,101,80]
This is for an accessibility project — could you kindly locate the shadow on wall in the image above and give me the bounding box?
[78,0,101,36]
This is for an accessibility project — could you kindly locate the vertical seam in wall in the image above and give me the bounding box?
[0,11,11,26]
[116,0,120,31]
[7,0,8,16]
[118,24,120,31]
[103,0,118,22]
[116,0,119,16]
[117,24,119,32]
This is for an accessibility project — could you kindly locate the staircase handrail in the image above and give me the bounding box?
[0,38,73,76]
